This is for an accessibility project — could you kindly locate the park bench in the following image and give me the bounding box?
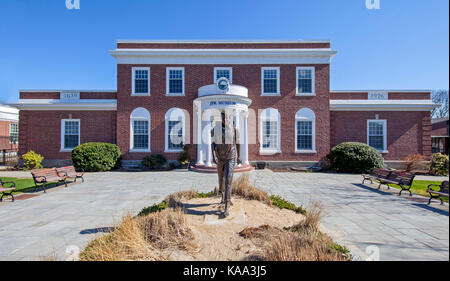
[381,171,416,196]
[31,168,68,193]
[56,166,84,183]
[362,168,392,189]
[0,179,16,202]
[362,169,415,196]
[427,181,449,205]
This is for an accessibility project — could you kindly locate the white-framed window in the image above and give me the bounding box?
[61,119,80,151]
[166,67,185,96]
[367,120,387,152]
[9,123,19,144]
[130,108,151,152]
[259,108,281,154]
[296,67,315,95]
[214,67,232,83]
[261,67,280,95]
[295,108,316,153]
[165,108,186,152]
[132,67,150,95]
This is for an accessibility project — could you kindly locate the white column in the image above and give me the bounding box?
[205,109,213,167]
[243,110,249,165]
[196,103,204,165]
[234,110,241,167]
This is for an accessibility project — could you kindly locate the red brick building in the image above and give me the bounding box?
[431,117,449,155]
[11,40,437,168]
[0,105,19,165]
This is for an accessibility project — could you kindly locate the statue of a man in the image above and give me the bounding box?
[211,111,240,217]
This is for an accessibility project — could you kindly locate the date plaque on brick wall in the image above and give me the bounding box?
[60,91,80,102]
[368,91,388,100]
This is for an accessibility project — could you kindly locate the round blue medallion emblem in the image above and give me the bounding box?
[216,77,230,92]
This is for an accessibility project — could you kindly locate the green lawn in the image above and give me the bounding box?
[0,177,52,195]
[383,180,449,203]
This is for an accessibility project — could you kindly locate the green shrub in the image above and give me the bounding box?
[71,142,121,172]
[142,154,167,169]
[429,153,449,176]
[270,195,306,215]
[177,144,191,166]
[138,201,168,216]
[327,142,384,173]
[22,150,44,170]
[330,243,353,260]
[196,191,215,198]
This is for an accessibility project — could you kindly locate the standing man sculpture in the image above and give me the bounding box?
[211,110,240,217]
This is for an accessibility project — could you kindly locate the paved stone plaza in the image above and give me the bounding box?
[0,170,448,261]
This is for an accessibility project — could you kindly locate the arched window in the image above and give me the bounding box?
[259,108,281,154]
[165,108,186,152]
[130,108,150,152]
[295,108,316,153]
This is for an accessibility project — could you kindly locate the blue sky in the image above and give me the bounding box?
[0,0,448,103]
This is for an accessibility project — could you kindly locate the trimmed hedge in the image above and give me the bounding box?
[72,142,121,172]
[142,154,167,169]
[327,142,384,173]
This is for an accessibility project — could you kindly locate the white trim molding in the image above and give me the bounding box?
[214,67,233,83]
[296,66,315,96]
[166,67,185,96]
[60,119,80,152]
[330,90,432,93]
[261,67,280,96]
[10,99,117,111]
[131,67,150,96]
[367,119,388,153]
[117,39,332,44]
[259,108,281,154]
[110,48,338,65]
[0,105,19,122]
[295,108,316,153]
[130,108,151,152]
[330,99,439,111]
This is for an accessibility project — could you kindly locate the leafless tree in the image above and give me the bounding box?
[431,90,449,118]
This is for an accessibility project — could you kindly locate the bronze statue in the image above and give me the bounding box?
[211,111,240,217]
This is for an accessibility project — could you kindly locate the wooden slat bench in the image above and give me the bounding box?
[56,166,84,183]
[427,181,449,205]
[362,169,416,196]
[31,168,67,193]
[362,168,392,190]
[383,171,416,196]
[0,179,16,202]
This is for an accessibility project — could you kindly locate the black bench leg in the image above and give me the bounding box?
[428,196,432,205]
[440,197,444,205]
[0,192,14,202]
[35,183,46,193]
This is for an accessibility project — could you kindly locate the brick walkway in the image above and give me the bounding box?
[0,170,448,261]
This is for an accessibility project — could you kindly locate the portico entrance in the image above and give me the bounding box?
[191,82,253,173]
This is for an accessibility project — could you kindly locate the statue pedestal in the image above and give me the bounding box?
[190,163,254,173]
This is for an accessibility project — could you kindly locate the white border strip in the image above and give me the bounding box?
[331,90,431,93]
[330,99,438,111]
[117,39,331,44]
[109,48,338,65]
